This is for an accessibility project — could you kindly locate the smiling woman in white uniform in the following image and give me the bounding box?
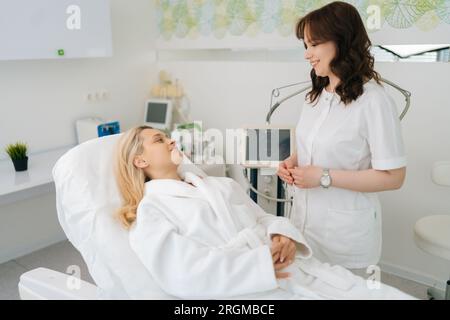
[277,1,407,270]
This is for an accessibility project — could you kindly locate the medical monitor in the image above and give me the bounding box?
[241,125,295,168]
[144,99,173,130]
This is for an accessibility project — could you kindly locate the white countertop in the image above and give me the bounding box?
[0,146,73,205]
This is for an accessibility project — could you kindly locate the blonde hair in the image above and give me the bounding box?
[115,125,153,228]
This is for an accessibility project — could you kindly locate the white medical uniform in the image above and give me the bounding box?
[292,80,407,269]
[129,171,412,299]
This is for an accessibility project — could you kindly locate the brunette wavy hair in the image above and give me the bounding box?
[296,1,381,105]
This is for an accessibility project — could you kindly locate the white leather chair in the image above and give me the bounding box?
[18,134,226,299]
[414,161,450,300]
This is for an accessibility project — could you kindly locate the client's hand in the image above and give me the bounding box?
[271,235,296,279]
[270,241,290,279]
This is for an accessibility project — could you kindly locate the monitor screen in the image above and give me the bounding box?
[245,129,291,161]
[145,102,168,124]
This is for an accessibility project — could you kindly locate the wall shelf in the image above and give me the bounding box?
[0,146,73,206]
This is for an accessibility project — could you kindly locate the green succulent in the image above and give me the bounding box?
[5,142,28,160]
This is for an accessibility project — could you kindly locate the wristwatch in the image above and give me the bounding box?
[320,168,332,188]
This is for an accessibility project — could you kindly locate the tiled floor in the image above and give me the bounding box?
[0,241,93,300]
[0,240,430,300]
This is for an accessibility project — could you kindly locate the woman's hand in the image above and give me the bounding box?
[277,156,297,185]
[288,166,322,189]
[270,235,296,279]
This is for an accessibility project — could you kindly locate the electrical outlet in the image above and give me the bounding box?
[100,90,108,100]
[85,93,93,102]
[85,90,109,103]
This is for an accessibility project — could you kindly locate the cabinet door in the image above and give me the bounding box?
[0,0,112,60]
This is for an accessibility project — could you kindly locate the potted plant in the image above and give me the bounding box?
[5,142,28,172]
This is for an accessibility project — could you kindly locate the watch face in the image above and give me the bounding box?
[321,175,331,187]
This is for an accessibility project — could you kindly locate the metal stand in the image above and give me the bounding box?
[276,177,285,216]
[249,168,258,203]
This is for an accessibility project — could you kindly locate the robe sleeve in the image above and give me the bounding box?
[230,180,312,259]
[129,204,278,299]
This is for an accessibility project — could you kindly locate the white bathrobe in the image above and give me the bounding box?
[129,171,413,300]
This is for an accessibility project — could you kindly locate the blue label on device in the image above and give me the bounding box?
[97,121,120,137]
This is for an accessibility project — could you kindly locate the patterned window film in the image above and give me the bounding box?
[155,0,450,40]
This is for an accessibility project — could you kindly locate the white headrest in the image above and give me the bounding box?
[53,133,202,299]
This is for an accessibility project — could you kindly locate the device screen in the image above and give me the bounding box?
[146,102,168,124]
[245,129,291,161]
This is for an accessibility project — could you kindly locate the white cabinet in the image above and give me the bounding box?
[0,0,112,60]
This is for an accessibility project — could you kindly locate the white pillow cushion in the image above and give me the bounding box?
[53,133,205,299]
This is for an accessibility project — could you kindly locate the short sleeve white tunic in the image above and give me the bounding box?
[292,80,407,269]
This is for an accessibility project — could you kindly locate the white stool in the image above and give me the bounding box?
[414,161,450,300]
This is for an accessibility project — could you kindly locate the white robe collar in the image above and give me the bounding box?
[144,174,202,199]
[143,159,207,199]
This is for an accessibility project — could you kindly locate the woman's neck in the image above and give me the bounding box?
[147,169,182,181]
[326,74,340,92]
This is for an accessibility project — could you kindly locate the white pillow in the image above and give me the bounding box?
[53,133,203,299]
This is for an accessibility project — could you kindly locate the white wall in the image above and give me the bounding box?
[157,59,450,287]
[0,0,157,263]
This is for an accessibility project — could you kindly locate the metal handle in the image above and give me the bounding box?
[266,78,411,124]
